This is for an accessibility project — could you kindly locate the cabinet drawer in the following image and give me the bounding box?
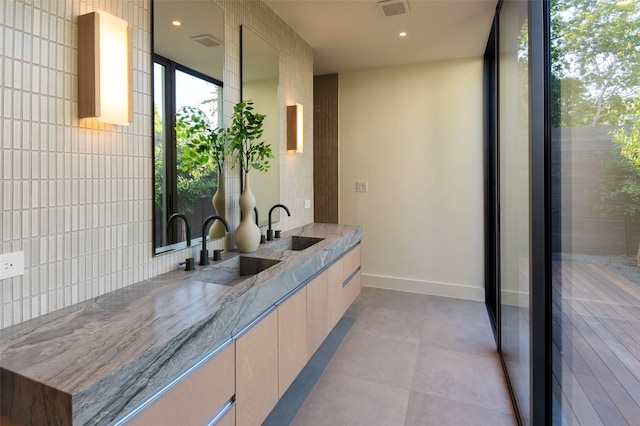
[235,309,279,426]
[212,404,235,426]
[278,287,308,398]
[126,342,235,426]
[306,270,328,357]
[341,244,361,282]
[343,268,361,312]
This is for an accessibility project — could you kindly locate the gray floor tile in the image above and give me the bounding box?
[351,306,425,344]
[326,330,419,389]
[411,345,513,414]
[404,391,517,426]
[292,372,410,426]
[424,295,488,321]
[369,288,432,315]
[276,289,514,425]
[420,312,497,358]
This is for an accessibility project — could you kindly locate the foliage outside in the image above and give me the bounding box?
[551,0,640,128]
[600,99,640,219]
[154,97,222,214]
[552,0,640,259]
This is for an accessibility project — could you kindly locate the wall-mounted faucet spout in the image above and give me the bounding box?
[267,204,291,241]
[167,213,191,247]
[200,215,230,265]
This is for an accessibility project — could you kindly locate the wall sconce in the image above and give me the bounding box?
[78,10,132,125]
[287,104,304,153]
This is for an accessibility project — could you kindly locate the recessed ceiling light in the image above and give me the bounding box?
[172,20,182,27]
[399,32,408,37]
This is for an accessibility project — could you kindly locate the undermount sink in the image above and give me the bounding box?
[189,256,280,286]
[268,235,325,251]
[290,236,324,251]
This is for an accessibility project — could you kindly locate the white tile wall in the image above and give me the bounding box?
[0,0,313,329]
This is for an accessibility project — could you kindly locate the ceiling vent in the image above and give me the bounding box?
[377,0,410,17]
[191,34,222,48]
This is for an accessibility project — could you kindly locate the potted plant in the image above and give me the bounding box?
[227,100,275,252]
[176,105,227,239]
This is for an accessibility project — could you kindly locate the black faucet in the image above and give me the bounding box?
[267,204,291,241]
[167,213,194,271]
[200,215,230,265]
[167,213,191,247]
[254,207,260,227]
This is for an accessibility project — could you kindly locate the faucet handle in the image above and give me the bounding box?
[213,249,224,261]
[199,249,210,266]
[180,257,195,271]
[274,230,282,239]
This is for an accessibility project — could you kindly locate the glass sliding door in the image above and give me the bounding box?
[550,0,640,424]
[499,0,531,423]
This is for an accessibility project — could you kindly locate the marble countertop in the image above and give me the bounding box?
[0,223,362,425]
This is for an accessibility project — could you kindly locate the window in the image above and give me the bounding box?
[153,55,223,251]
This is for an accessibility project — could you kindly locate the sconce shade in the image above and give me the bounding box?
[78,10,132,125]
[287,104,304,152]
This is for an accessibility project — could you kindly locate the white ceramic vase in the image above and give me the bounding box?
[234,172,261,252]
[209,170,226,239]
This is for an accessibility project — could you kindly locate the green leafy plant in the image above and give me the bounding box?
[227,100,274,174]
[600,98,640,216]
[176,105,226,175]
[600,98,640,262]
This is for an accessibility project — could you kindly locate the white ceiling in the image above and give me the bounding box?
[264,0,498,75]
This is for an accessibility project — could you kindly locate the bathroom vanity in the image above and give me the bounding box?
[0,223,362,425]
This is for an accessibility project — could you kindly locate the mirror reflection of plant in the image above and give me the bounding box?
[176,106,226,175]
[227,100,274,175]
[153,103,166,212]
[175,105,225,213]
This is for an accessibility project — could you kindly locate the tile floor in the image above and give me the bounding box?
[285,287,517,426]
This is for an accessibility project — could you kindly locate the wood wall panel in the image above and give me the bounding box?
[314,74,339,223]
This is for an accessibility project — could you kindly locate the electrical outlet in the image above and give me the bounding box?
[0,251,24,280]
[356,181,368,192]
[305,199,311,209]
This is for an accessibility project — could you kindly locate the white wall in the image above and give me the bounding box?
[0,0,313,329]
[339,59,485,300]
[243,78,280,226]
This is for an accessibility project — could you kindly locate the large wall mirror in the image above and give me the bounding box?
[153,0,224,254]
[241,27,280,226]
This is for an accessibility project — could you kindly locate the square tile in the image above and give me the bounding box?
[326,330,419,389]
[369,288,431,315]
[404,391,517,426]
[351,306,425,344]
[411,346,512,414]
[292,372,410,426]
[421,312,496,357]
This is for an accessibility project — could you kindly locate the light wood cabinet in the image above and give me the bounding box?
[214,404,235,426]
[327,257,344,331]
[343,268,361,312]
[277,287,308,397]
[235,310,279,426]
[125,243,361,426]
[306,271,328,357]
[126,342,235,426]
[327,244,362,331]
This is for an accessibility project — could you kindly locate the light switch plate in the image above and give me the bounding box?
[0,251,25,280]
[356,181,368,192]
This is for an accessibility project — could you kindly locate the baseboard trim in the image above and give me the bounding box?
[362,274,484,302]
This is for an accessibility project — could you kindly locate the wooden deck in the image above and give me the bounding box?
[552,260,640,426]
